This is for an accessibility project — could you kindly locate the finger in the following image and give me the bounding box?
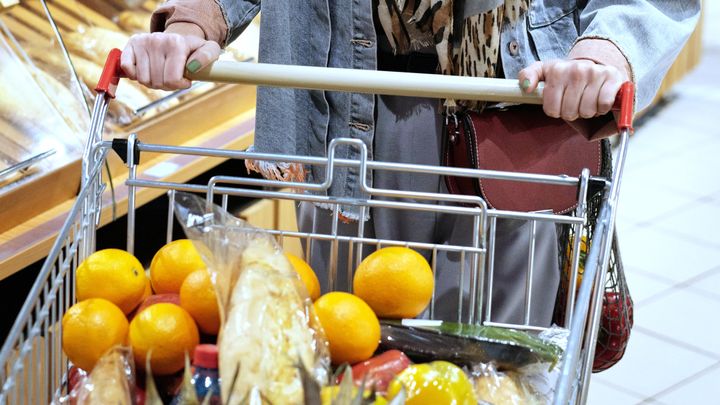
[164,49,192,90]
[542,63,565,118]
[185,40,222,74]
[560,64,591,121]
[518,61,544,93]
[120,41,137,80]
[134,42,151,87]
[148,41,166,89]
[597,74,623,115]
[578,73,605,119]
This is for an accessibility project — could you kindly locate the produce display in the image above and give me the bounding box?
[57,193,564,404]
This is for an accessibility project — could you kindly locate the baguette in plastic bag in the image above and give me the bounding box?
[174,192,330,405]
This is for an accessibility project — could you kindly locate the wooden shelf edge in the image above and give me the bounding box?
[0,109,255,280]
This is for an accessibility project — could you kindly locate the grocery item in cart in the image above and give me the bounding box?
[353,247,434,319]
[61,298,130,372]
[129,302,200,375]
[314,292,381,365]
[76,248,148,314]
[150,239,207,294]
[340,350,412,394]
[180,269,222,335]
[287,253,322,301]
[55,346,136,405]
[471,362,546,405]
[175,193,330,405]
[386,361,477,405]
[379,321,562,370]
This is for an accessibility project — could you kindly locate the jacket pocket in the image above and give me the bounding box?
[527,0,578,60]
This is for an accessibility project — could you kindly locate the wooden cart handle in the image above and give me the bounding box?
[188,59,546,104]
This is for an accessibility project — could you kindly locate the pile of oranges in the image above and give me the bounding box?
[63,240,434,373]
[62,240,218,375]
[296,247,435,365]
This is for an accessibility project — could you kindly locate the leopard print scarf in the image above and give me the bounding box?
[377,0,529,110]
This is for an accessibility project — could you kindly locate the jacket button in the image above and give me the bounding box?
[508,40,519,56]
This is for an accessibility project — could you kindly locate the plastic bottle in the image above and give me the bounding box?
[171,344,221,404]
[191,344,221,404]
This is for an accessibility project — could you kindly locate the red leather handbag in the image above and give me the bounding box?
[442,104,601,214]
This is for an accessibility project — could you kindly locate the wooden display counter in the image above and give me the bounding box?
[0,82,257,279]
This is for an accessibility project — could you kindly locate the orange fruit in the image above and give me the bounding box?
[564,235,588,292]
[76,249,147,314]
[129,303,199,375]
[353,247,434,319]
[150,239,206,294]
[62,298,129,372]
[141,275,153,301]
[313,292,380,364]
[179,269,221,335]
[286,253,321,301]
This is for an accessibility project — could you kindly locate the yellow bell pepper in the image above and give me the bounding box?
[386,361,476,405]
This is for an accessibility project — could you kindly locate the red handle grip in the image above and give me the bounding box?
[613,81,635,132]
[95,48,122,98]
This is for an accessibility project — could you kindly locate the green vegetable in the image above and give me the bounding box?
[430,322,563,366]
[380,321,562,370]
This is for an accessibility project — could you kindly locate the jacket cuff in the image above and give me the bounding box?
[150,0,229,45]
[568,37,634,83]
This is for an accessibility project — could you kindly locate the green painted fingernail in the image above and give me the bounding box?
[522,79,531,90]
[186,59,201,73]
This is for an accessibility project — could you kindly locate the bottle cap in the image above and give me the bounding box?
[193,344,219,369]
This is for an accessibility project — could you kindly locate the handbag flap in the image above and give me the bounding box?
[445,106,602,214]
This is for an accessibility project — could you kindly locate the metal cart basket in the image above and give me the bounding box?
[0,49,634,404]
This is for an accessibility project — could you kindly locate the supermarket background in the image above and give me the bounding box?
[0,1,717,404]
[588,1,720,403]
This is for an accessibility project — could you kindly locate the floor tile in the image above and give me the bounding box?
[685,267,720,301]
[586,380,645,405]
[617,227,720,283]
[636,399,672,405]
[654,362,720,404]
[650,199,720,249]
[634,288,720,357]
[621,147,720,203]
[616,170,698,226]
[592,329,716,398]
[615,217,641,240]
[624,268,676,304]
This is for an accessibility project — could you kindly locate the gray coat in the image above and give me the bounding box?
[217,0,700,220]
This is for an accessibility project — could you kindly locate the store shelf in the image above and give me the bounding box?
[0,104,256,280]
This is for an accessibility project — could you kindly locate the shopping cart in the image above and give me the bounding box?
[0,48,634,404]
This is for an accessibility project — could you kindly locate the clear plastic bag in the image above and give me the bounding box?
[174,192,330,405]
[54,346,136,405]
[471,362,548,405]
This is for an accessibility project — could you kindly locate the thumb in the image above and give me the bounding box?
[185,38,222,74]
[518,61,545,94]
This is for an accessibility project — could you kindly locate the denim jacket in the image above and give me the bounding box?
[203,0,699,220]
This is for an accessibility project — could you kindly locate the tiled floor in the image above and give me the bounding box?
[587,5,720,404]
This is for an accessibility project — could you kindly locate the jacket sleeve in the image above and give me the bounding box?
[151,0,260,47]
[571,1,701,111]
